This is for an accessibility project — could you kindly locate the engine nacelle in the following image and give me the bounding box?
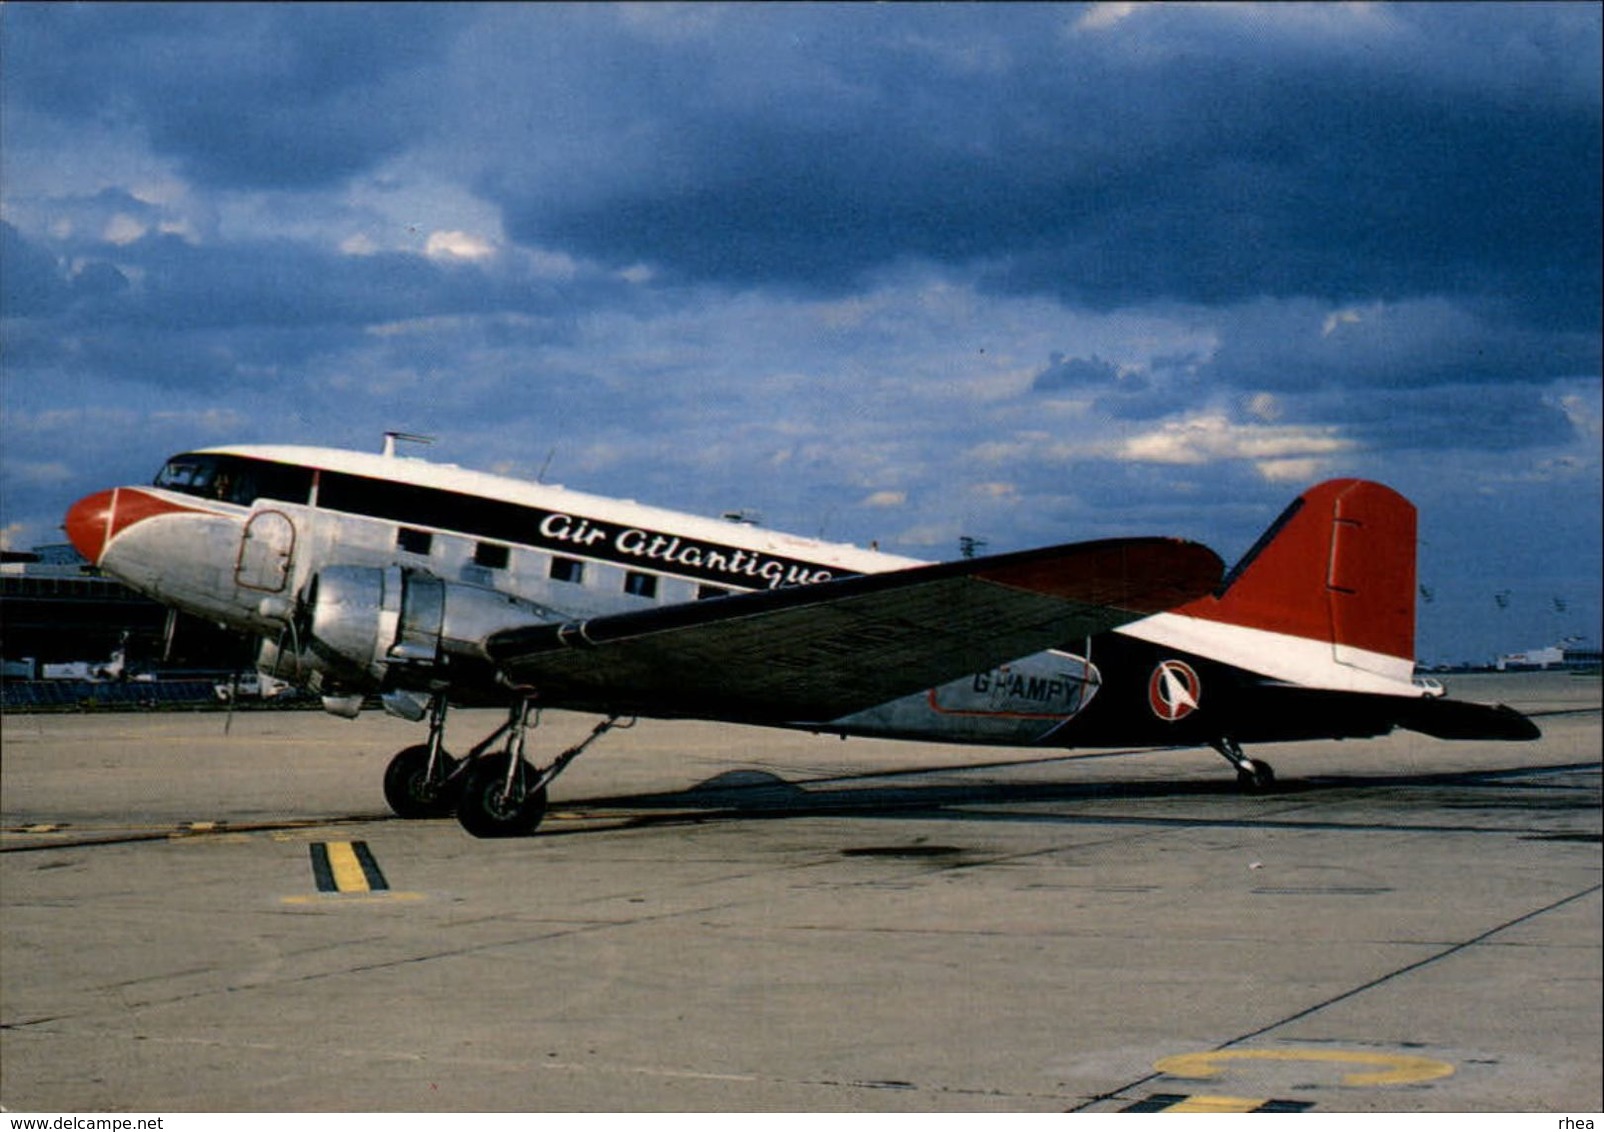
[297,565,553,690]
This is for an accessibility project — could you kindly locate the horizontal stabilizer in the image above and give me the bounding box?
[487,537,1222,723]
[1394,697,1542,742]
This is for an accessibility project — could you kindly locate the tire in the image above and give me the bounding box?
[1236,759,1276,793]
[457,754,549,838]
[383,744,461,819]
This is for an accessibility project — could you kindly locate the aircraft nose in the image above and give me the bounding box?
[65,489,117,565]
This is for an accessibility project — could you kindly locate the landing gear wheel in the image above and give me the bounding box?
[1236,758,1276,793]
[457,754,549,838]
[383,745,461,818]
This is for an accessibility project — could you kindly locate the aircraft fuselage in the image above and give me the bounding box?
[66,445,1110,744]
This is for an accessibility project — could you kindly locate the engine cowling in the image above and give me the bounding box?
[294,565,553,690]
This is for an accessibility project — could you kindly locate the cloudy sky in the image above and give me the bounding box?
[3,2,1599,664]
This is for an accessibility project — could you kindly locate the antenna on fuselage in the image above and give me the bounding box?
[383,431,435,458]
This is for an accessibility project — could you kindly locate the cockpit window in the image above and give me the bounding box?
[154,453,314,506]
[154,457,216,492]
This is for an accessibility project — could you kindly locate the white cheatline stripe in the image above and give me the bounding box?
[1118,613,1419,695]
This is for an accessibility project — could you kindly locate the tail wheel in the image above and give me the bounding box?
[383,744,461,819]
[457,753,549,838]
[1236,758,1277,793]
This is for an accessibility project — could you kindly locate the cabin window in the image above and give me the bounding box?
[697,584,729,600]
[397,527,433,555]
[624,571,658,599]
[473,542,510,570]
[550,556,584,584]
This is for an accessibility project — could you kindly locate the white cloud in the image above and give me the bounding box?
[1554,386,1602,442]
[1074,3,1140,34]
[1243,392,1282,422]
[340,233,380,256]
[1254,458,1329,484]
[149,408,248,433]
[1321,306,1366,337]
[424,229,496,261]
[103,213,148,246]
[1119,412,1354,479]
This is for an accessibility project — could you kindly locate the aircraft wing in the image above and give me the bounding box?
[484,537,1222,724]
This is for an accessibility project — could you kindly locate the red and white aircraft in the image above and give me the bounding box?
[63,441,1537,837]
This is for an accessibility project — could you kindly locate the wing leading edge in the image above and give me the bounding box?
[485,537,1223,724]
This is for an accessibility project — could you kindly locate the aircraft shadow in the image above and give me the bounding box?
[561,758,1600,838]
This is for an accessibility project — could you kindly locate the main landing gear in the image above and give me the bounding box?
[383,696,462,818]
[380,694,631,838]
[1210,736,1276,792]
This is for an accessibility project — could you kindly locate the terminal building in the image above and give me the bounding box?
[1,545,249,707]
[1496,641,1603,672]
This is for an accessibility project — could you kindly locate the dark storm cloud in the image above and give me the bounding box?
[2,3,461,189]
[478,4,1599,324]
[0,220,600,392]
[1204,298,1602,393]
[8,4,1596,321]
[1032,353,1120,393]
[0,220,71,317]
[1286,382,1580,454]
[1032,351,1182,421]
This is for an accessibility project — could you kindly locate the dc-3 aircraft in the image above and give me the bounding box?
[64,438,1538,837]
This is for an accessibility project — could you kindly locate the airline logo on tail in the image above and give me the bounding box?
[1148,660,1202,722]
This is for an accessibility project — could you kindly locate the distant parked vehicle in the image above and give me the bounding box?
[214,673,292,702]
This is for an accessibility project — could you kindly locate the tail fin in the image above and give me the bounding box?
[1176,479,1418,686]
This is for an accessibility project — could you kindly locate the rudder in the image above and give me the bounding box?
[1180,480,1417,682]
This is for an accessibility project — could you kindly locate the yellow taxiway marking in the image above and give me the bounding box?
[281,891,425,906]
[308,840,389,894]
[290,840,422,903]
[1156,1048,1455,1087]
[325,841,368,891]
[1120,1092,1314,1113]
[1162,1095,1271,1113]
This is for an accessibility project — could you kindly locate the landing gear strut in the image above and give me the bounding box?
[1211,736,1276,792]
[455,699,631,838]
[382,695,461,818]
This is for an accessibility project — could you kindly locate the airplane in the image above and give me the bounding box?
[62,438,1539,838]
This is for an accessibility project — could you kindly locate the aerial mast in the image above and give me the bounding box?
[382,431,435,458]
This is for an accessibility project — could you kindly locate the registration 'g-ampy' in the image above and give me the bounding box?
[64,440,1538,838]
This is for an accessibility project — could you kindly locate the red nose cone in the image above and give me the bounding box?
[65,489,117,565]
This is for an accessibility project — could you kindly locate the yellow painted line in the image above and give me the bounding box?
[1156,1048,1455,1087]
[1163,1095,1267,1113]
[308,840,390,894]
[281,892,425,906]
[325,841,369,892]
